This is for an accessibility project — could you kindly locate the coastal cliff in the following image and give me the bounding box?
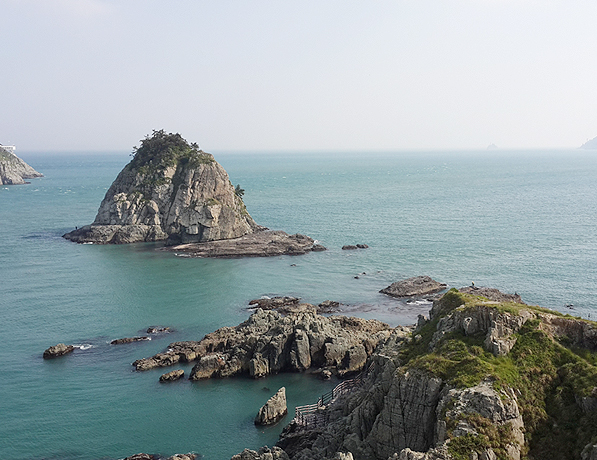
[63,131,263,245]
[0,146,43,185]
[251,289,597,460]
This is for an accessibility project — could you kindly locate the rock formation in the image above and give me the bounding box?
[231,447,289,460]
[380,276,447,298]
[43,343,75,359]
[580,136,597,149]
[165,230,325,258]
[268,288,597,460]
[63,130,262,245]
[255,387,288,425]
[0,145,43,185]
[159,369,185,382]
[133,306,394,379]
[110,336,150,345]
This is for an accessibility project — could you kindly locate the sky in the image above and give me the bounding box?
[1,0,596,152]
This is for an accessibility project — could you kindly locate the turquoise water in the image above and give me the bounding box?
[1,150,596,459]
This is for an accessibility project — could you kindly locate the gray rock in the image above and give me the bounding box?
[159,369,184,382]
[165,231,325,258]
[133,308,392,380]
[380,276,447,298]
[255,387,288,425]
[110,336,150,345]
[342,245,358,250]
[230,447,289,460]
[0,146,43,185]
[43,343,75,359]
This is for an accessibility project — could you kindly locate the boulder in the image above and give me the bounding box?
[230,447,289,460]
[146,326,171,334]
[159,369,185,382]
[43,343,75,359]
[380,276,447,298]
[255,387,288,425]
[342,245,358,250]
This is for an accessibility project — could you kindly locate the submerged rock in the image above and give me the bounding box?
[255,387,288,425]
[380,275,447,298]
[43,343,75,359]
[0,145,43,185]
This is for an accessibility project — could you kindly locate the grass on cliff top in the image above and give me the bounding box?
[400,289,597,459]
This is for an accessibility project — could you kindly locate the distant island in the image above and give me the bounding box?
[580,136,597,149]
[63,130,325,256]
[0,145,43,185]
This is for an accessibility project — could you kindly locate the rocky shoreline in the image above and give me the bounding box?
[0,146,43,185]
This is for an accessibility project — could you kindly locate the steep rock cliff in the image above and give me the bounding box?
[63,131,262,244]
[275,289,597,460]
[0,146,43,185]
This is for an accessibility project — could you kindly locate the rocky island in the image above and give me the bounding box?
[0,145,43,185]
[63,131,324,256]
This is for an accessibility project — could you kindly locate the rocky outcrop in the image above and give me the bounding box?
[380,276,447,298]
[0,146,43,185]
[159,369,185,382]
[43,343,75,359]
[122,453,197,460]
[231,447,289,460]
[63,131,262,245]
[133,307,392,379]
[274,288,597,460]
[166,231,325,258]
[248,297,341,314]
[110,336,150,345]
[255,387,288,425]
[458,286,525,304]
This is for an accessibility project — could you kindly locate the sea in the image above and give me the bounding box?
[1,149,596,460]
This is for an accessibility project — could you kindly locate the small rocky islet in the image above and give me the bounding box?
[62,131,325,257]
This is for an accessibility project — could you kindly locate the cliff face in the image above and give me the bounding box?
[0,146,43,185]
[63,131,262,244]
[276,289,597,460]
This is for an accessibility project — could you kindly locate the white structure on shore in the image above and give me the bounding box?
[0,144,16,154]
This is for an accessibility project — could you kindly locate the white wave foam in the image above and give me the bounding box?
[73,344,94,350]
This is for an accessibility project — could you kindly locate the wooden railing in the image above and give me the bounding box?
[293,364,373,429]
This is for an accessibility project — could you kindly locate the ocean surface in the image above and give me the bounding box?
[1,149,596,460]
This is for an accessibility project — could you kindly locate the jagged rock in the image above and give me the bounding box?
[334,453,354,460]
[122,454,197,460]
[249,297,301,310]
[159,369,184,382]
[255,387,288,425]
[63,131,263,245]
[230,446,289,460]
[110,336,150,345]
[318,300,341,313]
[43,343,75,359]
[356,244,368,249]
[342,245,358,250]
[167,455,197,460]
[0,146,43,185]
[380,276,447,298]
[123,454,156,460]
[133,308,392,379]
[277,290,597,460]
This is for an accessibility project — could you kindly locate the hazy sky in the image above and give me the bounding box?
[2,0,596,152]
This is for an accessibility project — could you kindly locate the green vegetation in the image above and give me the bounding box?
[234,184,245,197]
[400,289,597,459]
[448,415,513,460]
[127,130,214,197]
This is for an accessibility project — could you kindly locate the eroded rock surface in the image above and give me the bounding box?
[255,387,288,425]
[133,307,392,379]
[380,276,447,298]
[230,447,289,460]
[159,369,185,382]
